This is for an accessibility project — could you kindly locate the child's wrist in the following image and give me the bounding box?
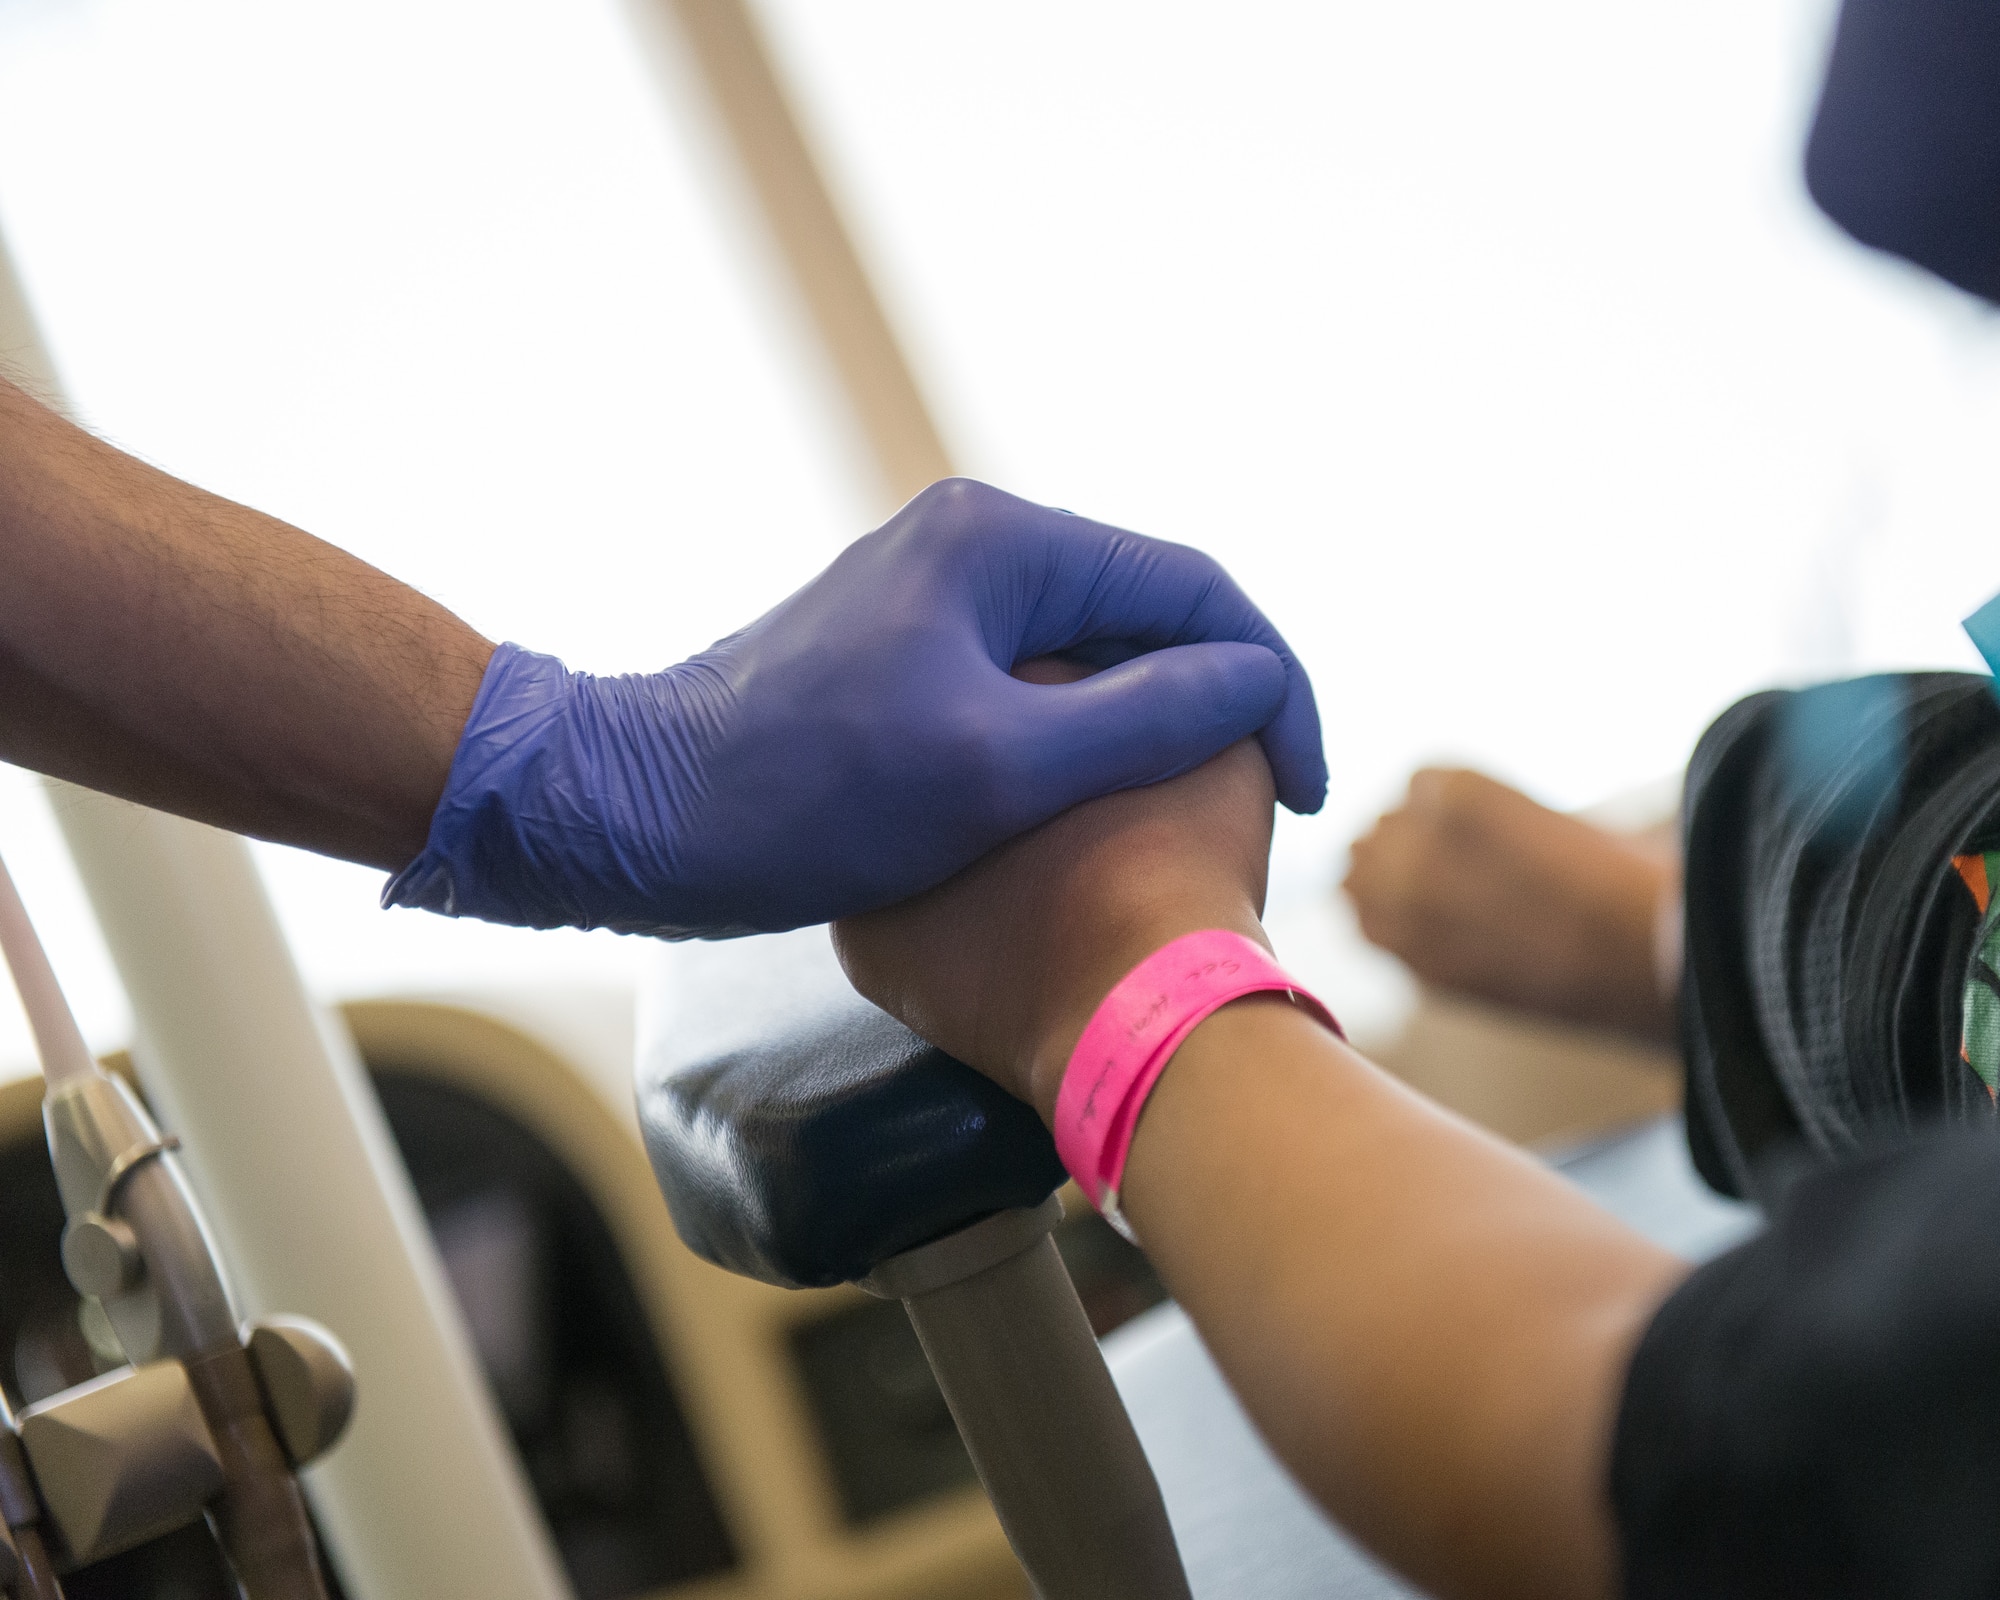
[1022,905,1271,1125]
[1046,927,1339,1229]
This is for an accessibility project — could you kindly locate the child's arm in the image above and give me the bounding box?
[837,736,1687,1600]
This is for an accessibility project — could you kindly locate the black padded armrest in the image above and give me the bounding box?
[638,988,1065,1290]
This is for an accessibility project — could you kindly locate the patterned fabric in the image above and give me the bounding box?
[1952,850,2000,1099]
[1678,673,2000,1202]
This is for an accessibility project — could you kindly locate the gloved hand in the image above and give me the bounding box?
[384,479,1323,938]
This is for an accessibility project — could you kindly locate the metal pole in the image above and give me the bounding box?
[50,796,571,1600]
[627,0,957,508]
[864,1199,1193,1600]
[0,228,570,1600]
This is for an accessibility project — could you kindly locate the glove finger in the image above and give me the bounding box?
[1254,667,1328,817]
[986,640,1288,833]
[881,481,1325,812]
[1004,506,1326,814]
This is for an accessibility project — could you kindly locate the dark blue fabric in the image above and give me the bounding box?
[636,993,1065,1289]
[1807,0,2000,304]
[1616,1128,2000,1600]
[385,479,1323,939]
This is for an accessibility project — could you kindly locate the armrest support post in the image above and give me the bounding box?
[867,1199,1191,1600]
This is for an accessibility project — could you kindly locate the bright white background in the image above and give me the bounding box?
[0,0,1997,1068]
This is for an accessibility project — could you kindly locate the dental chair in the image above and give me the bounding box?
[638,931,1762,1600]
[638,931,1189,1600]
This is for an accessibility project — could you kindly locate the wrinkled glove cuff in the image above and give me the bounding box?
[383,642,598,930]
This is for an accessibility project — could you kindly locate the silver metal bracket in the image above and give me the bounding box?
[94,1133,182,1217]
[41,1078,177,1363]
[59,1134,183,1301]
[246,1318,357,1469]
[16,1360,224,1568]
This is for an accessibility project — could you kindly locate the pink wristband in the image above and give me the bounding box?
[1053,929,1340,1236]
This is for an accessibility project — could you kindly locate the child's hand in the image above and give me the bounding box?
[1345,768,1678,1040]
[834,658,1277,1121]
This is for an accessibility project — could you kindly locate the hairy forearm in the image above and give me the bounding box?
[1120,999,1689,1600]
[0,380,491,866]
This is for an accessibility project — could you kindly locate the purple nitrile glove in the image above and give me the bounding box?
[384,479,1324,939]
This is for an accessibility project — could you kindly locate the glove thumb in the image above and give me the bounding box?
[993,641,1288,830]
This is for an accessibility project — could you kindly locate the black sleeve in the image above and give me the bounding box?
[1612,1129,2000,1599]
